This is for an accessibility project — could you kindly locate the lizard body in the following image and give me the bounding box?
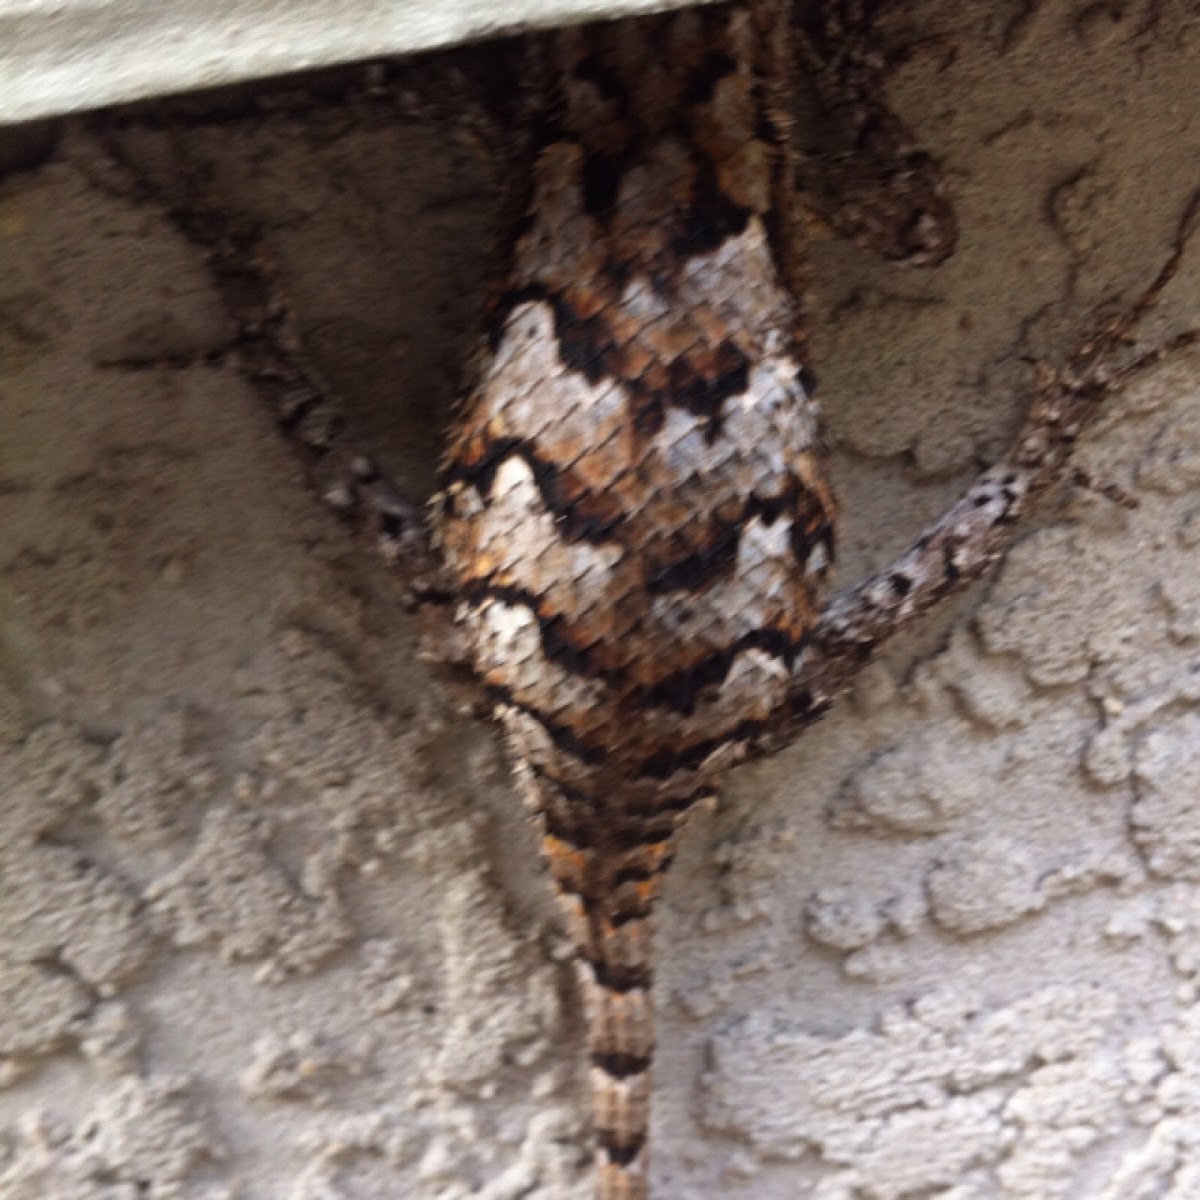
[434,4,832,1195]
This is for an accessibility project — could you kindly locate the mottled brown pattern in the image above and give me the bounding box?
[435,4,832,1196]
[100,7,1200,1195]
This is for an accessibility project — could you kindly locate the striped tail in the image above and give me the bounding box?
[528,770,693,1200]
[580,911,656,1200]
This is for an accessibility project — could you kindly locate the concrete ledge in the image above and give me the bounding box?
[0,0,705,125]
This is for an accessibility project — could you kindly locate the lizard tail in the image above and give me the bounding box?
[580,917,655,1200]
[541,811,682,1200]
[523,759,704,1197]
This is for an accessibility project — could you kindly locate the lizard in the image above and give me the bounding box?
[431,5,1200,1194]
[94,2,1199,1195]
[434,5,834,1196]
[431,3,1198,1196]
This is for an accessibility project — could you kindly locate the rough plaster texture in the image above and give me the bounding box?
[1,2,1200,1197]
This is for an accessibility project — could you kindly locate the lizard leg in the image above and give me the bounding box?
[753,189,1200,759]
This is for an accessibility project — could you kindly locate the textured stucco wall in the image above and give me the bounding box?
[2,2,1200,1197]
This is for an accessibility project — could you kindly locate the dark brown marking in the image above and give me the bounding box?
[583,955,652,993]
[592,1051,653,1079]
[597,1129,648,1166]
[446,437,628,543]
[487,686,608,767]
[644,523,741,593]
[634,626,804,713]
[672,157,751,258]
[583,151,624,217]
[553,295,621,384]
[667,340,750,440]
[635,715,765,780]
[790,514,836,570]
[684,49,737,105]
[573,51,627,102]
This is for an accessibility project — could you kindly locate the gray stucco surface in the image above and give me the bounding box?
[2,2,1200,1196]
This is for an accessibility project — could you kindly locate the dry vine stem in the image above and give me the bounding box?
[100,3,1198,1196]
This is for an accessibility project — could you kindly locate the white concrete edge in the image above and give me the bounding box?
[0,0,710,125]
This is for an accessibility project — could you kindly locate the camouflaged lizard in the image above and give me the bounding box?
[431,3,1197,1195]
[435,7,831,1195]
[433,6,835,1196]
[103,2,1199,1195]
